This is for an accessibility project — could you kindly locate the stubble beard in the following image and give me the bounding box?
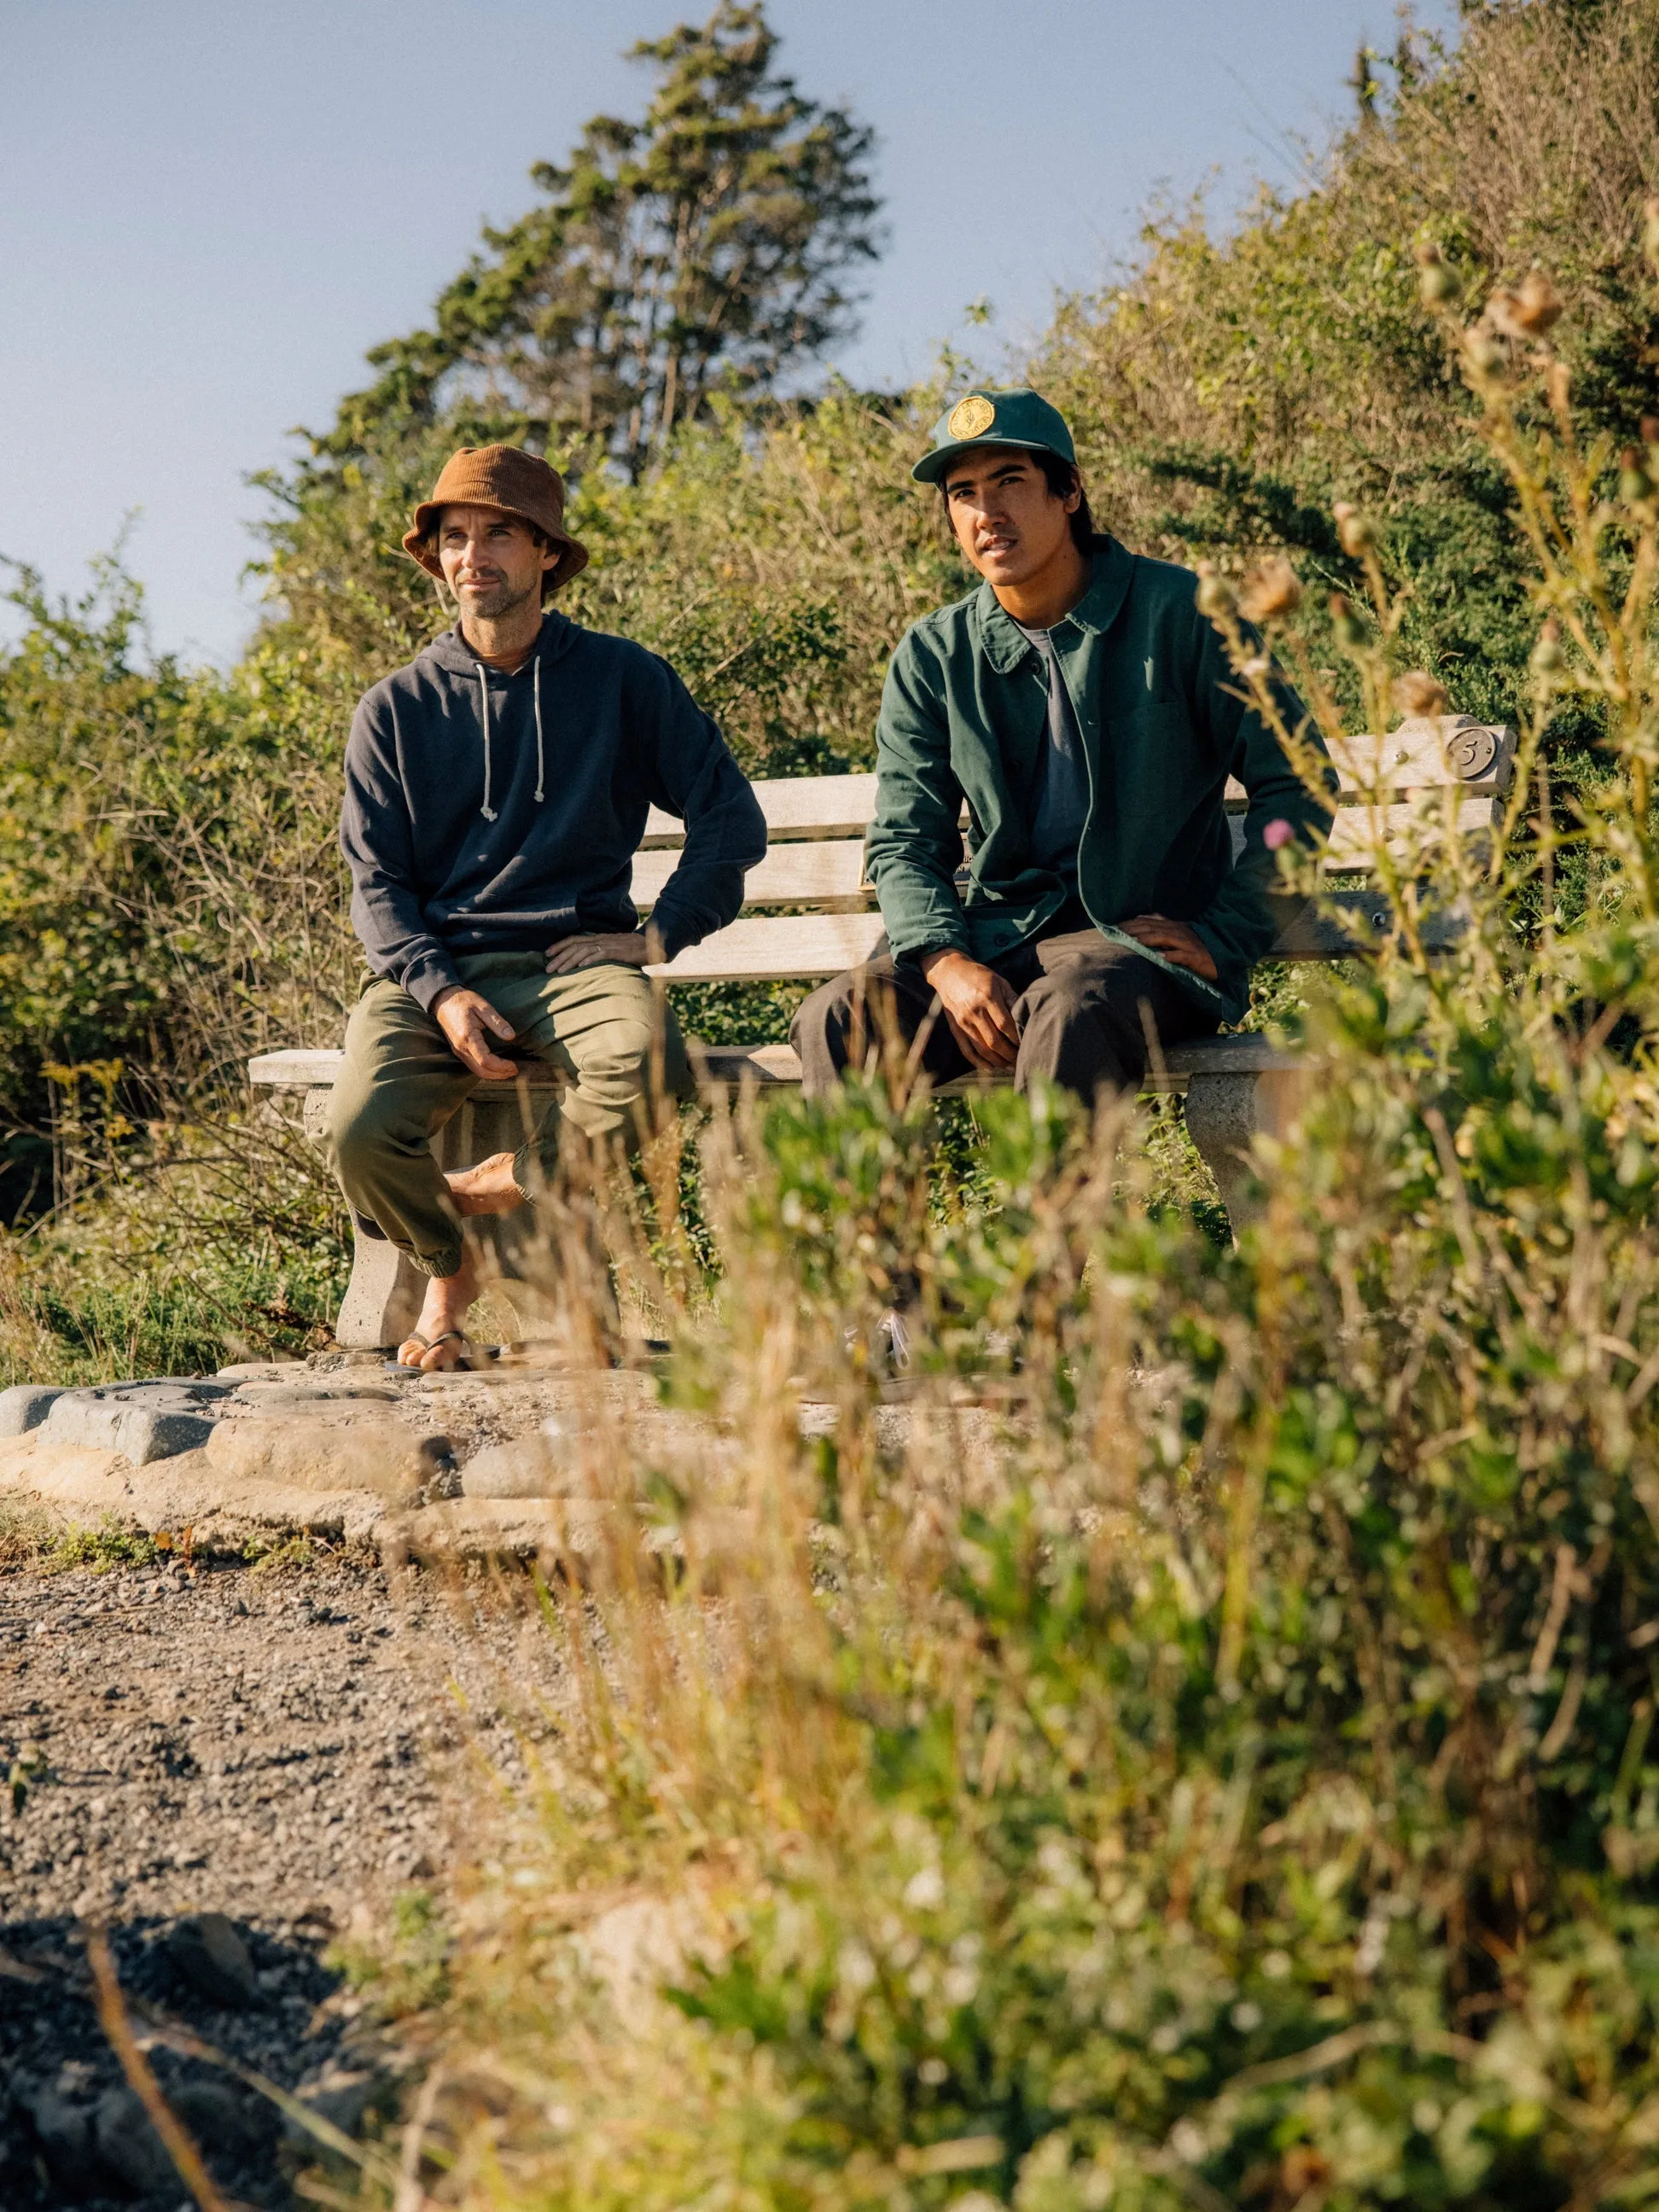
[461,574,540,624]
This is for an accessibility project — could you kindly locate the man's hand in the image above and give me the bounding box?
[433,987,519,1079]
[544,930,654,976]
[920,947,1022,1071]
[1116,915,1220,982]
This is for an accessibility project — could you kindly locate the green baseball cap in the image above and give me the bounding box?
[911,386,1076,485]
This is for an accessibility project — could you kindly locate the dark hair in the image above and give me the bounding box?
[937,447,1096,553]
[1036,451,1096,550]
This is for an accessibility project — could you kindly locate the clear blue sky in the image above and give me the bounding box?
[0,0,1458,666]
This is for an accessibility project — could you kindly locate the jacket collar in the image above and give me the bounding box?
[974,534,1135,672]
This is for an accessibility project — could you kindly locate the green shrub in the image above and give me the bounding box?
[301,207,1659,2210]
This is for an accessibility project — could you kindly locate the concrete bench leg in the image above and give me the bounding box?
[1183,1068,1307,1231]
[334,1238,427,1353]
[305,1081,565,1351]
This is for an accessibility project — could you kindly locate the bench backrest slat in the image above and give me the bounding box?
[1324,792,1499,870]
[634,719,1512,981]
[632,793,1505,923]
[643,772,877,847]
[633,839,870,910]
[1324,718,1512,792]
[643,875,1482,984]
[642,718,1515,853]
[652,912,887,983]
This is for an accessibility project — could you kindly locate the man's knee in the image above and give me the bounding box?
[793,975,853,1049]
[1030,951,1161,1033]
[1026,959,1098,1022]
[792,970,872,1093]
[1017,961,1140,1096]
[573,1016,652,1082]
[323,1086,421,1182]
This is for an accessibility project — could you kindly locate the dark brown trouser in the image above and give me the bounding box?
[791,926,1220,1103]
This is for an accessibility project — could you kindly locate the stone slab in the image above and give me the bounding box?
[205,1412,452,1502]
[461,1431,563,1499]
[0,1384,64,1438]
[393,1494,621,1559]
[460,1404,736,1500]
[0,1434,392,1546]
[230,1380,403,1407]
[42,1387,224,1464]
[0,1369,1007,1566]
[55,1379,234,1402]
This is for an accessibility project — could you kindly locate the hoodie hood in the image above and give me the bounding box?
[419,611,581,681]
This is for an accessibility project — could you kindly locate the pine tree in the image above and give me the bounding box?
[323,3,881,481]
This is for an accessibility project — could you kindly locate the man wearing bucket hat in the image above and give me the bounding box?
[793,388,1333,1103]
[325,444,766,1371]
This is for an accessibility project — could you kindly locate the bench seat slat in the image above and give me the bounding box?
[249,1048,354,1087]
[696,1034,1300,1089]
[250,1031,1303,1098]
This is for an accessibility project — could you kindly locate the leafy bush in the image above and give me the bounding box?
[291,217,1659,2211]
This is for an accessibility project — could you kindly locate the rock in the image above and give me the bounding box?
[230,1380,400,1406]
[43,1382,230,1465]
[460,1429,565,1498]
[92,2084,177,2195]
[172,2078,261,2152]
[0,1384,64,1438]
[27,2082,102,2196]
[165,1911,259,2007]
[397,1493,659,1569]
[282,2061,383,2148]
[214,1359,304,1380]
[581,1893,705,2034]
[206,1414,451,1500]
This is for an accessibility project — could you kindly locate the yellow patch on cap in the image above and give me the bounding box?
[947,393,996,440]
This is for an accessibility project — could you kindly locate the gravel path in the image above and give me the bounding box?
[0,1549,562,2207]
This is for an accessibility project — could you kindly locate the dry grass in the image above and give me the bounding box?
[268,224,1659,2209]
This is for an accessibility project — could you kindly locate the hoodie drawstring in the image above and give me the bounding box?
[533,654,544,804]
[476,653,544,818]
[476,663,497,822]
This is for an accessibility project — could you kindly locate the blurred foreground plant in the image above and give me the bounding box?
[300,240,1659,2210]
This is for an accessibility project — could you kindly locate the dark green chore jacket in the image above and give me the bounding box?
[864,535,1336,1027]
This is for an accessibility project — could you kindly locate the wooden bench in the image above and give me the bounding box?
[251,712,1514,1348]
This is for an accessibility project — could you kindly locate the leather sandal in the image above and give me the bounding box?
[396,1329,478,1371]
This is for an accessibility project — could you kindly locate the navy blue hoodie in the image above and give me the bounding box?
[340,612,767,1010]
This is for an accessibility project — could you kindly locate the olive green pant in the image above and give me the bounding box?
[323,952,691,1279]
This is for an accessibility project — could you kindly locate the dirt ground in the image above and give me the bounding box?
[0,1544,562,2209]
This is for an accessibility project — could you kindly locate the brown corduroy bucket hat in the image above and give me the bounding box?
[404,445,590,597]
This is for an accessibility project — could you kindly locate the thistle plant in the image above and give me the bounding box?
[304,230,1659,2212]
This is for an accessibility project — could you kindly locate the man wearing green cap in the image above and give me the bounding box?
[792,387,1332,1101]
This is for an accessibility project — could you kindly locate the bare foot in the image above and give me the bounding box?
[445,1151,525,1217]
[397,1243,480,1371]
